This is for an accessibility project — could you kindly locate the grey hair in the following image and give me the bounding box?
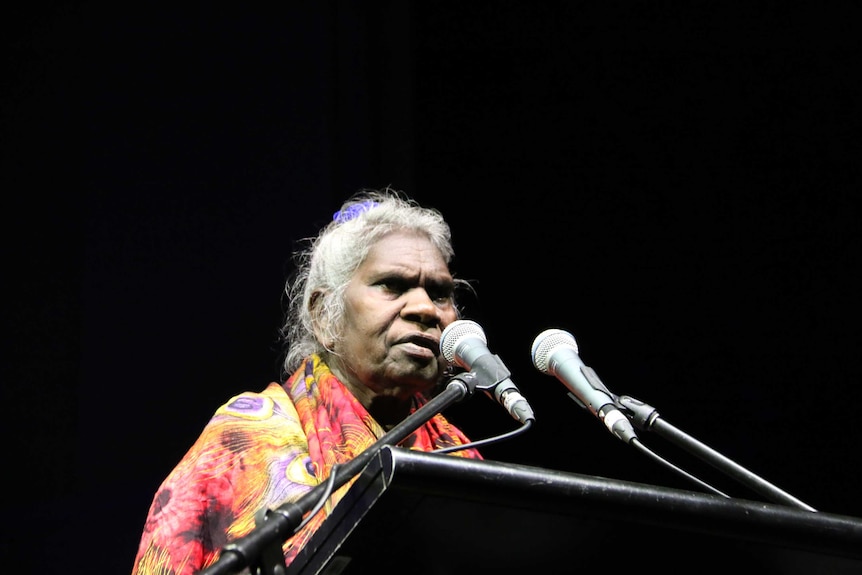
[279,187,470,378]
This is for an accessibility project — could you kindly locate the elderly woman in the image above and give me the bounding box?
[132,188,483,575]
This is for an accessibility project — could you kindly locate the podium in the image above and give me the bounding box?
[286,446,862,574]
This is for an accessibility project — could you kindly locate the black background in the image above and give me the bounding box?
[4,2,860,573]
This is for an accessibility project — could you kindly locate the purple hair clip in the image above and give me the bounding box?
[332,200,379,223]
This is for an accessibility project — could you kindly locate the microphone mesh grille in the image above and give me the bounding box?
[440,319,486,363]
[531,329,578,374]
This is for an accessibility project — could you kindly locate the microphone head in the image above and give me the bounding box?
[531,328,578,374]
[440,319,487,364]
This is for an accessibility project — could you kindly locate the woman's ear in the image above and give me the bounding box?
[309,289,332,349]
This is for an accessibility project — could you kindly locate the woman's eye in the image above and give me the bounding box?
[379,279,406,294]
[429,288,455,303]
[377,278,453,303]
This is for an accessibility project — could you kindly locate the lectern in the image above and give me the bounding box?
[287,446,862,575]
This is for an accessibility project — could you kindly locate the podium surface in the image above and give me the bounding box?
[288,446,862,574]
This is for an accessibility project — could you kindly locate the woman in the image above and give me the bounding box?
[131,188,482,575]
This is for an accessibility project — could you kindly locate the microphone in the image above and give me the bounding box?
[531,328,637,443]
[440,319,536,424]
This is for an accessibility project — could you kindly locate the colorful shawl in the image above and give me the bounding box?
[131,354,482,574]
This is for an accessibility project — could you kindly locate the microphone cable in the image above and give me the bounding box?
[294,462,340,532]
[432,418,533,455]
[626,435,730,498]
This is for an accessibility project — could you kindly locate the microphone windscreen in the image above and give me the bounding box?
[440,319,486,364]
[531,329,579,374]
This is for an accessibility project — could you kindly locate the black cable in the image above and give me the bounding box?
[294,463,340,532]
[432,419,533,455]
[629,437,730,498]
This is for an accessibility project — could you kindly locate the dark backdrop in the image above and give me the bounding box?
[4,2,860,573]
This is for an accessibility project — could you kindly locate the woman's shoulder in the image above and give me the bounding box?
[213,382,297,422]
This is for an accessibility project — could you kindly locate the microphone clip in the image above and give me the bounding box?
[446,355,536,424]
[616,395,660,431]
[466,353,512,393]
[444,369,480,397]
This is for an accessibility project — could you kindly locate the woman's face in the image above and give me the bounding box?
[328,230,459,403]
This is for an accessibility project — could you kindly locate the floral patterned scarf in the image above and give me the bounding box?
[131,354,482,574]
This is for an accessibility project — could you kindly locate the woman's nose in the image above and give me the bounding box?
[402,288,441,323]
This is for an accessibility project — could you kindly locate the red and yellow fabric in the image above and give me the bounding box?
[131,354,482,575]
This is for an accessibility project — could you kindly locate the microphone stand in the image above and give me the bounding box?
[617,394,817,512]
[199,372,480,575]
